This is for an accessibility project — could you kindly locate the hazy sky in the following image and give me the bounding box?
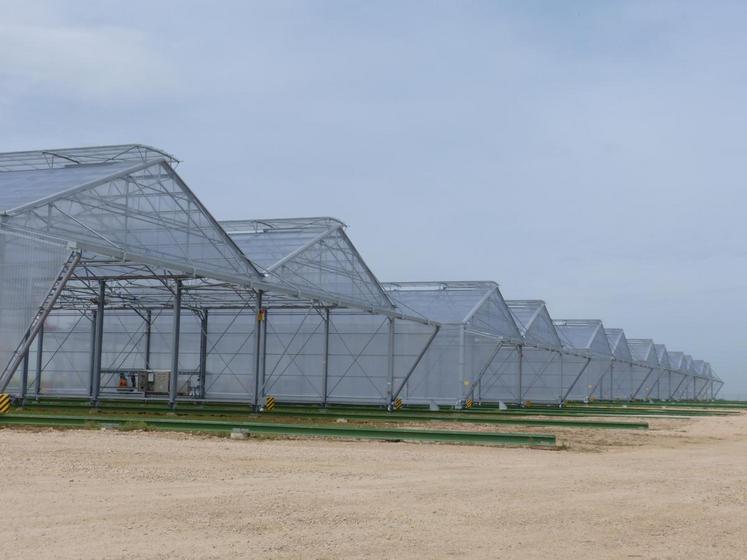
[1,1,745,397]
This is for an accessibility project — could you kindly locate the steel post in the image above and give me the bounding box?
[321,308,330,407]
[91,281,106,403]
[386,317,395,408]
[252,291,263,409]
[198,309,208,399]
[144,309,152,370]
[168,280,182,408]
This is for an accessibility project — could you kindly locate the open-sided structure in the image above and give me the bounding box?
[0,145,437,408]
[0,144,725,406]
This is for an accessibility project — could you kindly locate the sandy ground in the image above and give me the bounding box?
[1,413,746,559]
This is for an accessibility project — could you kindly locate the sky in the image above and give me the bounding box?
[1,0,745,397]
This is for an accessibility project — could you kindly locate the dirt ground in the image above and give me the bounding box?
[1,413,746,559]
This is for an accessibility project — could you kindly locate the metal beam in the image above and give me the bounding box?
[144,309,152,370]
[198,309,208,399]
[252,291,264,410]
[385,317,396,408]
[168,280,182,408]
[91,281,106,403]
[321,308,331,407]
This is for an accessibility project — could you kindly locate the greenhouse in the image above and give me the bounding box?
[602,328,634,400]
[0,144,725,406]
[653,344,671,400]
[0,145,437,408]
[552,319,612,402]
[381,281,522,406]
[626,339,660,401]
[505,300,565,403]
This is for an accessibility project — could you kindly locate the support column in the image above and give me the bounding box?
[198,309,208,399]
[609,360,614,400]
[517,344,524,405]
[253,291,264,409]
[88,311,97,397]
[321,308,330,407]
[91,281,106,404]
[34,325,44,397]
[168,280,182,408]
[457,324,465,406]
[386,317,396,408]
[144,309,152,371]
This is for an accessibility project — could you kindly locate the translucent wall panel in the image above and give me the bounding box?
[263,310,326,400]
[32,312,92,395]
[518,348,564,403]
[204,310,257,399]
[0,229,71,392]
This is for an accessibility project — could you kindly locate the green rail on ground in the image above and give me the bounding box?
[20,396,730,418]
[21,396,735,418]
[0,413,556,447]
[16,401,647,430]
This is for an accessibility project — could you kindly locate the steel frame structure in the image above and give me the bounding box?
[0,144,725,404]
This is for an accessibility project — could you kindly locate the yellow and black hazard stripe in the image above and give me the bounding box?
[465,398,474,409]
[264,396,276,411]
[0,393,11,414]
[394,398,403,411]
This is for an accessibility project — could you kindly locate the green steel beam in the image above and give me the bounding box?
[16,401,647,430]
[0,413,556,447]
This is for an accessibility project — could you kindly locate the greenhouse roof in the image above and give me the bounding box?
[627,339,659,367]
[0,145,410,318]
[221,217,392,309]
[553,319,612,357]
[383,281,520,340]
[604,328,633,362]
[505,300,562,348]
[654,344,670,369]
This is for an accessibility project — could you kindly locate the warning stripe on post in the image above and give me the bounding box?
[265,396,276,411]
[394,398,403,410]
[465,398,474,409]
[0,394,11,414]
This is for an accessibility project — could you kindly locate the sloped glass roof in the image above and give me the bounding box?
[692,359,705,375]
[553,319,611,356]
[0,144,177,171]
[506,300,562,347]
[0,162,136,212]
[604,328,633,362]
[1,157,259,283]
[654,344,670,369]
[384,281,520,339]
[667,351,685,370]
[628,339,659,367]
[221,217,392,309]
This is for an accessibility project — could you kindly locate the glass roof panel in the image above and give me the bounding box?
[0,162,135,212]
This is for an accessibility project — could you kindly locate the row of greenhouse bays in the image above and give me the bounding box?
[10,307,713,406]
